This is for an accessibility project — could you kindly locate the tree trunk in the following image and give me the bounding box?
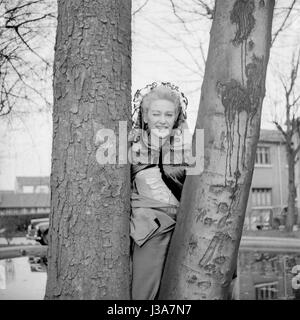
[45,0,131,300]
[286,150,296,231]
[159,0,274,300]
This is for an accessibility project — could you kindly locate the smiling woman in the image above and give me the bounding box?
[143,99,178,142]
[129,82,190,300]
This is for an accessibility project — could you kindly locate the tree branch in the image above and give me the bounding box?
[132,0,150,16]
[272,0,297,46]
[273,120,287,140]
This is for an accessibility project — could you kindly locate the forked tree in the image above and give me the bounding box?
[159,0,275,299]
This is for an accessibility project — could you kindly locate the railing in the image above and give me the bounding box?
[0,245,47,260]
[1,236,300,260]
[240,236,300,252]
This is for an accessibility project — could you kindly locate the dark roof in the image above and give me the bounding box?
[0,193,50,208]
[259,129,285,143]
[16,176,50,187]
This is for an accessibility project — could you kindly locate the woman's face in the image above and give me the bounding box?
[144,99,177,139]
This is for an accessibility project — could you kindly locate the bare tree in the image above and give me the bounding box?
[0,218,14,245]
[132,0,299,118]
[159,0,275,300]
[0,0,56,116]
[273,50,300,231]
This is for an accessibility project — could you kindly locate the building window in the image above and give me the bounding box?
[22,186,34,193]
[35,185,49,193]
[255,281,278,300]
[255,146,271,165]
[250,209,272,230]
[252,188,272,207]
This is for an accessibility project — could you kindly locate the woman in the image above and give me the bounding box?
[129,82,191,300]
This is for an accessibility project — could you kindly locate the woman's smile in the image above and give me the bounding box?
[156,126,169,129]
[144,99,177,139]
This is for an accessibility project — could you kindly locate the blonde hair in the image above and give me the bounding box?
[141,86,181,113]
[132,82,187,130]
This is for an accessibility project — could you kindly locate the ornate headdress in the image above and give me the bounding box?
[132,81,188,131]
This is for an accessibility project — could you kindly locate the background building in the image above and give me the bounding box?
[0,193,50,217]
[0,176,50,217]
[15,176,50,194]
[0,176,50,234]
[245,129,290,230]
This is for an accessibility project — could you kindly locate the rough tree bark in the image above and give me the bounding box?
[45,0,131,299]
[159,0,275,300]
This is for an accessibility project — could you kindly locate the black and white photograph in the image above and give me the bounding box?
[0,0,300,306]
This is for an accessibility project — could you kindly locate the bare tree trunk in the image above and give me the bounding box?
[45,0,131,300]
[159,0,274,300]
[286,150,296,231]
[284,94,296,233]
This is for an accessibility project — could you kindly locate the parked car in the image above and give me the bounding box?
[26,218,49,245]
[28,255,47,271]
